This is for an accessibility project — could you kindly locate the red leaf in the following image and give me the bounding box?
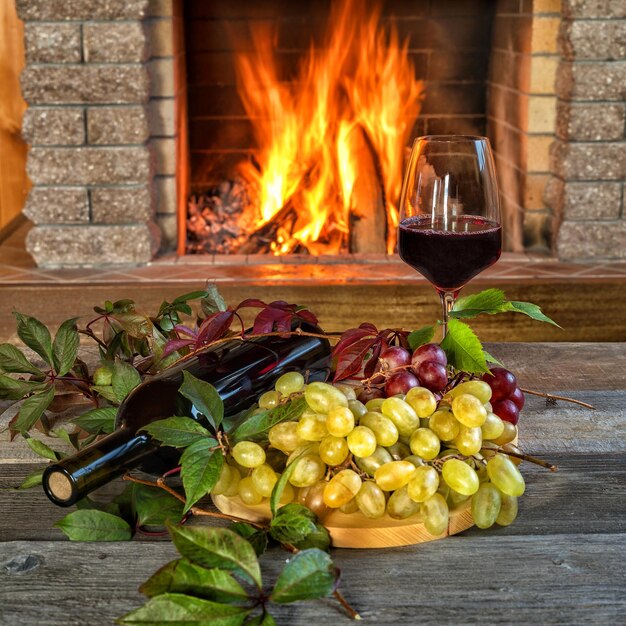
[196,309,235,346]
[252,307,288,335]
[296,309,319,326]
[173,324,198,339]
[162,338,195,359]
[332,326,378,358]
[363,341,385,378]
[334,336,379,382]
[237,298,267,310]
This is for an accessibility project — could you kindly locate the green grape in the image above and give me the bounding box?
[404,454,426,468]
[428,409,461,442]
[409,428,441,460]
[437,480,450,500]
[486,454,525,496]
[232,441,266,468]
[492,421,517,446]
[405,387,437,418]
[323,469,362,508]
[348,399,368,420]
[387,485,421,519]
[501,443,523,466]
[475,463,490,483]
[446,380,492,404]
[297,413,329,441]
[356,481,386,519]
[277,481,295,506]
[386,441,411,460]
[447,488,470,507]
[359,412,399,447]
[269,421,305,454]
[374,460,417,491]
[496,492,519,526]
[481,412,505,440]
[211,463,233,496]
[304,381,348,413]
[407,465,439,502]
[326,406,355,437]
[238,476,263,505]
[355,446,393,476]
[275,371,305,396]
[289,453,327,488]
[318,435,350,466]
[259,390,280,409]
[471,482,502,529]
[365,397,385,412]
[303,480,329,518]
[251,463,278,498]
[334,382,357,400]
[422,493,449,535]
[484,401,493,412]
[223,464,242,497]
[347,425,377,458]
[286,442,319,466]
[339,497,359,514]
[452,394,487,428]
[441,458,480,496]
[454,425,483,456]
[381,397,420,437]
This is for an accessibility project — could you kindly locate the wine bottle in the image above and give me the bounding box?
[42,326,330,507]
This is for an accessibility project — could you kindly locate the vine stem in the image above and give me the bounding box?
[334,589,362,620]
[520,387,595,410]
[497,447,558,472]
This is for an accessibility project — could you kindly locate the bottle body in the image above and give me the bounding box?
[42,328,330,506]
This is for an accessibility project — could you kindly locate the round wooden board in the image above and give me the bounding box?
[212,494,474,549]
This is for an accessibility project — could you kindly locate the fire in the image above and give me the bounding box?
[235,0,424,254]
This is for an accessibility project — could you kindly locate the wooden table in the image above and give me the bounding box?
[1,343,625,625]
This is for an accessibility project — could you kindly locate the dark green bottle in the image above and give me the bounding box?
[42,327,330,506]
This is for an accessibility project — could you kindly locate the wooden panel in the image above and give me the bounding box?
[0,1,29,232]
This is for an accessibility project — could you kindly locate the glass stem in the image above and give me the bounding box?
[438,290,457,338]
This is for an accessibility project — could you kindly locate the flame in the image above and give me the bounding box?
[235,0,423,254]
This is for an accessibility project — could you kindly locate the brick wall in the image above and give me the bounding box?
[546,0,626,260]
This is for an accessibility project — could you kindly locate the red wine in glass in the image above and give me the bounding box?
[398,215,502,291]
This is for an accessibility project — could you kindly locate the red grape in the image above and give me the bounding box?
[411,343,447,374]
[509,386,525,410]
[482,367,517,402]
[491,398,520,425]
[379,346,411,370]
[385,371,420,397]
[357,387,384,404]
[417,360,448,393]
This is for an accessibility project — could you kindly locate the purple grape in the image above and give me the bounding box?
[379,346,411,370]
[385,371,420,397]
[509,386,525,411]
[482,367,517,402]
[411,343,447,374]
[357,387,384,404]
[492,398,520,425]
[417,360,448,393]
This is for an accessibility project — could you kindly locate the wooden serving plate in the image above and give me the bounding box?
[212,494,474,549]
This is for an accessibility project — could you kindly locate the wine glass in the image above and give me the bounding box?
[398,135,501,336]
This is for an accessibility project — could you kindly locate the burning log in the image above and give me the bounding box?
[347,126,387,254]
[237,201,299,254]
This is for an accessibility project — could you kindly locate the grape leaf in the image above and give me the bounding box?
[139,558,248,604]
[270,549,339,604]
[72,406,117,434]
[132,484,185,528]
[180,371,224,432]
[270,503,318,545]
[14,312,54,365]
[111,361,142,403]
[18,467,45,489]
[245,613,277,626]
[90,384,120,404]
[201,284,229,316]
[52,317,80,376]
[180,440,223,513]
[196,310,236,348]
[25,437,59,461]
[0,375,47,401]
[167,524,262,589]
[116,593,251,625]
[111,312,153,338]
[9,385,55,436]
[270,449,307,517]
[450,288,508,318]
[0,343,42,375]
[504,301,561,327]
[483,350,504,366]
[407,325,436,350]
[229,523,268,557]
[54,510,132,541]
[440,319,488,375]
[141,416,213,448]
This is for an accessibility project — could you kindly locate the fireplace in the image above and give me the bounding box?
[16,0,626,267]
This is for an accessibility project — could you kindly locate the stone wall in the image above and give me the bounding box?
[16,0,179,266]
[547,0,626,260]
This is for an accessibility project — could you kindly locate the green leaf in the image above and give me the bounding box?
[72,406,117,434]
[25,437,59,461]
[18,467,45,489]
[174,290,210,305]
[111,312,153,338]
[270,503,318,546]
[51,427,80,449]
[180,440,223,513]
[14,312,54,365]
[230,396,307,444]
[201,284,228,315]
[139,558,248,604]
[229,523,268,558]
[0,375,47,400]
[270,549,338,604]
[167,524,262,590]
[407,325,436,350]
[245,613,277,626]
[483,350,504,367]
[9,385,55,435]
[292,523,331,552]
[450,288,508,318]
[52,317,80,376]
[180,371,224,432]
[90,384,120,404]
[0,343,42,375]
[504,301,561,327]
[132,484,185,528]
[54,510,132,541]
[270,450,306,517]
[116,593,250,626]
[440,319,488,375]
[111,361,142,403]
[141,416,212,448]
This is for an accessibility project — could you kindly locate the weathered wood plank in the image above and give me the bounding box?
[1,534,624,625]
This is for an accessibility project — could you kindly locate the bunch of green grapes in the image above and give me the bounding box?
[215,372,526,536]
